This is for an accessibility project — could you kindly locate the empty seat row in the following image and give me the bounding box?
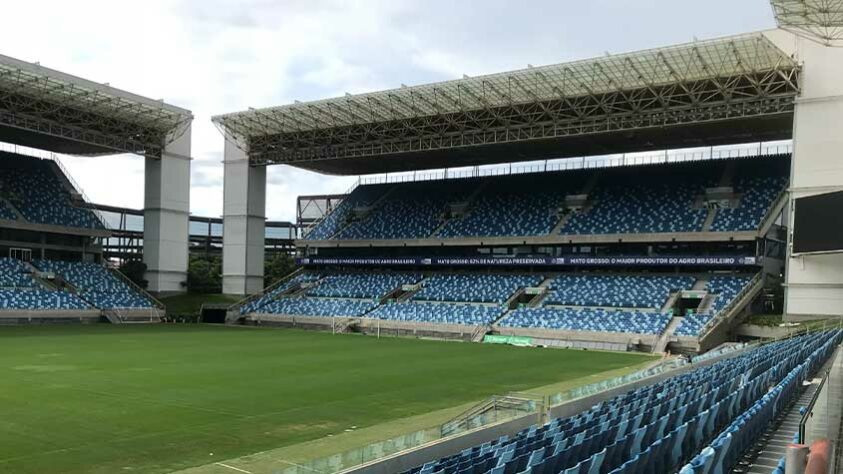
[500,307,671,335]
[674,275,754,337]
[401,330,841,474]
[0,152,105,230]
[304,155,789,241]
[545,274,694,310]
[256,297,377,318]
[307,272,421,299]
[33,259,154,310]
[414,274,542,304]
[368,302,503,326]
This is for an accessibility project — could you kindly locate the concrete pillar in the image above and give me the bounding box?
[143,125,191,294]
[765,30,843,319]
[222,139,266,295]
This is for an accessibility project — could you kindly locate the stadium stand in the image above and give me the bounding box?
[401,330,841,474]
[0,200,16,221]
[560,164,719,235]
[337,180,475,240]
[307,272,420,299]
[0,257,36,288]
[304,184,391,240]
[0,152,104,230]
[34,260,154,310]
[240,272,322,314]
[413,273,542,304]
[369,301,503,326]
[302,156,789,242]
[0,288,90,310]
[500,307,672,334]
[257,297,377,317]
[675,275,755,336]
[438,172,583,238]
[544,274,693,310]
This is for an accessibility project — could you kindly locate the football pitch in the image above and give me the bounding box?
[0,325,654,473]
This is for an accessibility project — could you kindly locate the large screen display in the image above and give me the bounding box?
[793,190,843,254]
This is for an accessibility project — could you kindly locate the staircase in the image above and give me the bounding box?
[0,197,25,221]
[702,208,719,231]
[441,393,542,437]
[103,309,123,324]
[653,316,684,354]
[471,324,490,342]
[327,184,400,239]
[430,181,490,238]
[334,318,360,334]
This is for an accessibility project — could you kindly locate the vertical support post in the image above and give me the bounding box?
[222,139,266,295]
[143,125,191,294]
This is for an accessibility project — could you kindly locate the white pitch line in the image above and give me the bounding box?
[214,462,252,474]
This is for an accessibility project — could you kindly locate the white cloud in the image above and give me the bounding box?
[0,0,775,221]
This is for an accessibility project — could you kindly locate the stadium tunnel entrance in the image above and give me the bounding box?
[200,304,229,324]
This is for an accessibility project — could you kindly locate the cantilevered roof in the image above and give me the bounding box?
[0,54,193,157]
[771,0,843,46]
[214,32,799,175]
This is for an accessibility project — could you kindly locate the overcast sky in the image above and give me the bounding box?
[0,0,777,222]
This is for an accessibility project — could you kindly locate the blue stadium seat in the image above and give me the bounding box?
[34,259,154,309]
[0,152,105,230]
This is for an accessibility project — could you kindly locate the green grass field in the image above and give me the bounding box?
[0,325,653,474]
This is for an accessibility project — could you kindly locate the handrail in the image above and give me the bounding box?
[228,267,305,313]
[45,153,112,231]
[799,368,829,444]
[103,261,166,311]
[696,272,764,340]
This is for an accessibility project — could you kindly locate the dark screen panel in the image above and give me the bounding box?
[793,190,843,254]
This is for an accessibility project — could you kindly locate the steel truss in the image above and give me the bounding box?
[771,0,843,46]
[0,55,192,157]
[213,33,799,168]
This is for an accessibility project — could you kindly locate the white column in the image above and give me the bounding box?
[766,30,843,319]
[144,125,191,294]
[222,139,266,295]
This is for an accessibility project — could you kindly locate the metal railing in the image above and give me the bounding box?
[696,272,764,340]
[228,267,305,314]
[103,260,166,311]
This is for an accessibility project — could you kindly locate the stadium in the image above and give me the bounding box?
[1,2,843,474]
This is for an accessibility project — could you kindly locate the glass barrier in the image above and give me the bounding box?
[801,348,843,447]
[278,396,538,473]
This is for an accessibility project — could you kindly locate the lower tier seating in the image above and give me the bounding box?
[241,273,322,314]
[413,273,542,304]
[401,330,841,474]
[0,288,90,310]
[500,307,671,335]
[368,302,503,326]
[0,258,36,288]
[307,272,420,299]
[674,275,754,337]
[545,275,694,310]
[256,297,377,317]
[34,260,154,310]
[0,200,16,221]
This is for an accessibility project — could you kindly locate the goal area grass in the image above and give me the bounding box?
[0,325,654,473]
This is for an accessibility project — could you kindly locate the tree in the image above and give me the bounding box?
[264,252,296,285]
[186,255,222,293]
[119,260,148,289]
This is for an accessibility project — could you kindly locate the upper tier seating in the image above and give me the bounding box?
[256,297,376,317]
[34,260,153,310]
[560,163,720,235]
[500,307,671,334]
[0,152,104,230]
[438,172,585,238]
[303,155,790,242]
[675,275,754,337]
[0,258,36,288]
[304,184,391,240]
[0,200,16,221]
[401,330,841,474]
[368,302,503,326]
[307,272,420,299]
[545,274,694,310]
[710,165,788,232]
[337,180,476,240]
[413,273,542,304]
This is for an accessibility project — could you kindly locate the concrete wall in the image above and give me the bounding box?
[764,29,843,319]
[222,139,266,295]
[144,125,191,294]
